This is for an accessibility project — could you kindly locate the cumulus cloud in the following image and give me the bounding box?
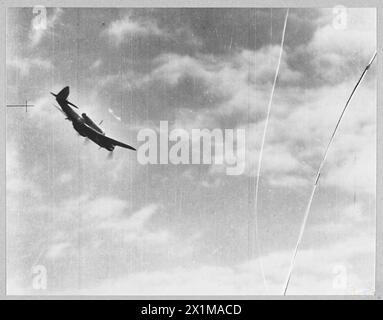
[105,11,203,48]
[144,47,299,92]
[130,30,375,194]
[292,8,376,86]
[7,57,52,76]
[105,14,167,44]
[43,199,167,256]
[7,194,170,282]
[29,8,63,46]
[78,233,374,295]
[312,8,375,61]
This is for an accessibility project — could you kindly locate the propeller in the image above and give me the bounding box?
[83,137,89,145]
[99,120,103,126]
[107,151,114,160]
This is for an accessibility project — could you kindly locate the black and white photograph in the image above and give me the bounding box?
[5,5,377,297]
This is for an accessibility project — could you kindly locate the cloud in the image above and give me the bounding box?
[311,8,375,61]
[44,198,165,248]
[242,80,375,192]
[29,8,63,47]
[45,242,71,260]
[7,194,168,265]
[6,142,42,199]
[323,125,375,194]
[104,11,202,48]
[86,201,161,234]
[144,11,375,192]
[290,8,376,86]
[105,14,166,44]
[132,38,375,194]
[7,57,52,76]
[79,233,374,295]
[143,47,299,92]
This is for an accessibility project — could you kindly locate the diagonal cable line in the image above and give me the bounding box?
[283,51,377,295]
[254,8,289,293]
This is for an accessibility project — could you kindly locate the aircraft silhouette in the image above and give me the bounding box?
[51,86,136,152]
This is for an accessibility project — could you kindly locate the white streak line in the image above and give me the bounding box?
[283,51,377,295]
[254,8,289,293]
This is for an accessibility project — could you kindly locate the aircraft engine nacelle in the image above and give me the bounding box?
[82,113,105,135]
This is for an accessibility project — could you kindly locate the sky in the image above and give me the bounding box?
[6,7,376,295]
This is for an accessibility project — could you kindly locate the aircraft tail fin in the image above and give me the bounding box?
[56,86,70,100]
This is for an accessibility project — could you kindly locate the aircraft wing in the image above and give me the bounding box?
[98,132,136,151]
[81,123,136,151]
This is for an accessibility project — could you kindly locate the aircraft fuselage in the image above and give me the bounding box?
[52,87,115,151]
